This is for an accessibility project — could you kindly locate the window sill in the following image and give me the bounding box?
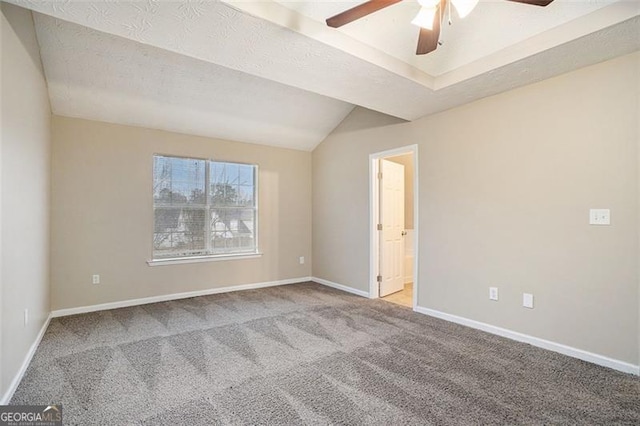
[147,252,263,267]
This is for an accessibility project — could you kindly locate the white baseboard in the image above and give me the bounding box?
[51,277,312,318]
[312,277,370,298]
[414,306,639,376]
[1,313,52,405]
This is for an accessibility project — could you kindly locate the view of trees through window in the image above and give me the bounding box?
[153,155,257,259]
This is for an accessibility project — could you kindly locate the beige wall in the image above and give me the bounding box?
[1,4,51,398]
[313,52,640,365]
[387,153,414,229]
[51,117,312,310]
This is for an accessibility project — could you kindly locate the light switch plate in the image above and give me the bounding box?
[523,293,534,309]
[489,287,498,301]
[589,209,610,225]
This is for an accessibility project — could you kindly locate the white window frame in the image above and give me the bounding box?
[147,154,261,266]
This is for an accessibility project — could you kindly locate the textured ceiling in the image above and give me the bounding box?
[33,13,354,151]
[6,0,640,151]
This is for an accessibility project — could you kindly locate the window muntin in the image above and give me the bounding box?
[153,155,257,260]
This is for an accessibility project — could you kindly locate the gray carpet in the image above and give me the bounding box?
[10,282,639,425]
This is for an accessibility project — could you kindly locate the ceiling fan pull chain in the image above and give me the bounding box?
[448,0,452,26]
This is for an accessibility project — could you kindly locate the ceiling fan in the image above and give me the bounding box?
[326,0,554,55]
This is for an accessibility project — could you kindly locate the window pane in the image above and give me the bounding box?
[210,181,238,207]
[154,156,205,205]
[209,163,255,207]
[225,163,239,184]
[209,161,223,185]
[153,209,207,258]
[153,155,257,259]
[210,208,255,254]
[210,162,246,207]
[210,162,239,186]
[238,165,253,186]
[154,206,181,233]
[237,185,254,207]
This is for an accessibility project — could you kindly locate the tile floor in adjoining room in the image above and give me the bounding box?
[381,282,413,308]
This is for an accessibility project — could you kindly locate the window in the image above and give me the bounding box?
[153,155,257,260]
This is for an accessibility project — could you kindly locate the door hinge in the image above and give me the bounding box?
[378,172,382,179]
[377,223,382,231]
[376,275,382,283]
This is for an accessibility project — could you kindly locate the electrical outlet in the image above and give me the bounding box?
[24,309,28,326]
[589,209,610,225]
[489,287,498,301]
[92,274,100,285]
[299,256,305,265]
[523,293,534,309]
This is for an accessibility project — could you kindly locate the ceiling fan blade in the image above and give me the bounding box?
[326,0,403,28]
[504,0,554,6]
[416,23,440,55]
[416,1,444,55]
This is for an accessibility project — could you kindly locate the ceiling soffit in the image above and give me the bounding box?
[7,0,640,122]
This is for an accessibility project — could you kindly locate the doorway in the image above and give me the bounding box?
[369,145,418,309]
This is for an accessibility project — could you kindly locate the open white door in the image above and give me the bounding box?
[379,159,405,297]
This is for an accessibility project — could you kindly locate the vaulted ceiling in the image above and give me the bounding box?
[7,0,640,151]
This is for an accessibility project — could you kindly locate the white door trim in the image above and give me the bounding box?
[369,144,419,310]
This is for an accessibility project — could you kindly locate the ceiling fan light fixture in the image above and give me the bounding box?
[411,6,437,30]
[451,0,479,18]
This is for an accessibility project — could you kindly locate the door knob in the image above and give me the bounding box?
[401,231,407,236]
